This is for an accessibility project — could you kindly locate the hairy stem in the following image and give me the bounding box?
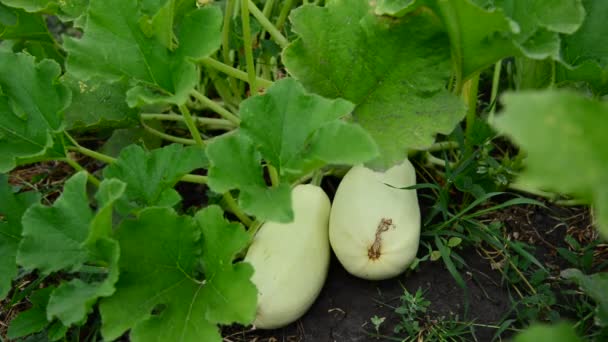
[241,0,258,93]
[141,113,235,130]
[267,164,280,187]
[222,0,235,66]
[190,89,242,125]
[179,104,205,147]
[223,192,253,227]
[488,60,503,123]
[463,72,480,150]
[141,121,197,145]
[63,156,101,187]
[275,0,295,31]
[201,57,273,88]
[180,174,208,184]
[66,134,210,185]
[248,0,288,48]
[427,141,459,152]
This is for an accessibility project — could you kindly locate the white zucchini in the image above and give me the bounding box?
[244,184,331,329]
[329,159,420,280]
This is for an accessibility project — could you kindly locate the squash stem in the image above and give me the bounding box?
[241,0,258,93]
[62,157,101,187]
[275,0,294,31]
[311,170,323,186]
[462,72,480,151]
[200,57,273,89]
[488,60,502,124]
[190,89,242,125]
[267,164,280,186]
[141,113,235,130]
[178,104,206,147]
[248,0,287,48]
[223,192,253,227]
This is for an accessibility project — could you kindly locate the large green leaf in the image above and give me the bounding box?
[102,144,207,213]
[0,3,63,62]
[64,0,222,106]
[0,52,69,172]
[17,172,93,273]
[494,90,608,239]
[7,287,55,340]
[62,74,139,131]
[207,79,378,222]
[558,0,608,95]
[375,0,585,80]
[45,179,125,326]
[99,206,256,342]
[0,174,40,299]
[283,0,464,168]
[239,78,375,179]
[494,0,585,60]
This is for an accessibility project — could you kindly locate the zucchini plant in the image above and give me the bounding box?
[0,0,606,341]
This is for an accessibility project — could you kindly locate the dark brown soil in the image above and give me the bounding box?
[220,199,598,342]
[230,249,509,342]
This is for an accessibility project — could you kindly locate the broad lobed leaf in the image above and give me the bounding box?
[99,206,256,342]
[494,90,608,239]
[0,52,69,172]
[207,78,378,222]
[102,143,208,214]
[284,0,465,169]
[64,0,222,106]
[0,174,40,300]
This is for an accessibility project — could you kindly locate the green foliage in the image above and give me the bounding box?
[207,78,377,222]
[62,75,139,131]
[103,144,207,213]
[0,0,606,340]
[283,0,465,168]
[64,0,223,106]
[99,206,256,342]
[0,52,69,172]
[558,0,608,95]
[562,269,608,327]
[494,90,608,239]
[0,174,40,299]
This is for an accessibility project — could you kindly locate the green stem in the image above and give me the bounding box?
[426,152,453,168]
[247,220,263,239]
[205,67,239,109]
[275,0,295,30]
[488,60,503,123]
[311,170,323,186]
[222,0,235,66]
[141,121,197,145]
[190,89,242,125]
[248,0,288,48]
[65,133,117,164]
[508,181,586,206]
[221,0,243,100]
[201,57,273,88]
[223,192,253,227]
[267,164,280,186]
[180,174,208,184]
[463,72,480,149]
[66,134,209,185]
[63,157,101,187]
[141,113,235,130]
[427,141,459,152]
[241,0,258,93]
[178,104,205,147]
[261,0,275,18]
